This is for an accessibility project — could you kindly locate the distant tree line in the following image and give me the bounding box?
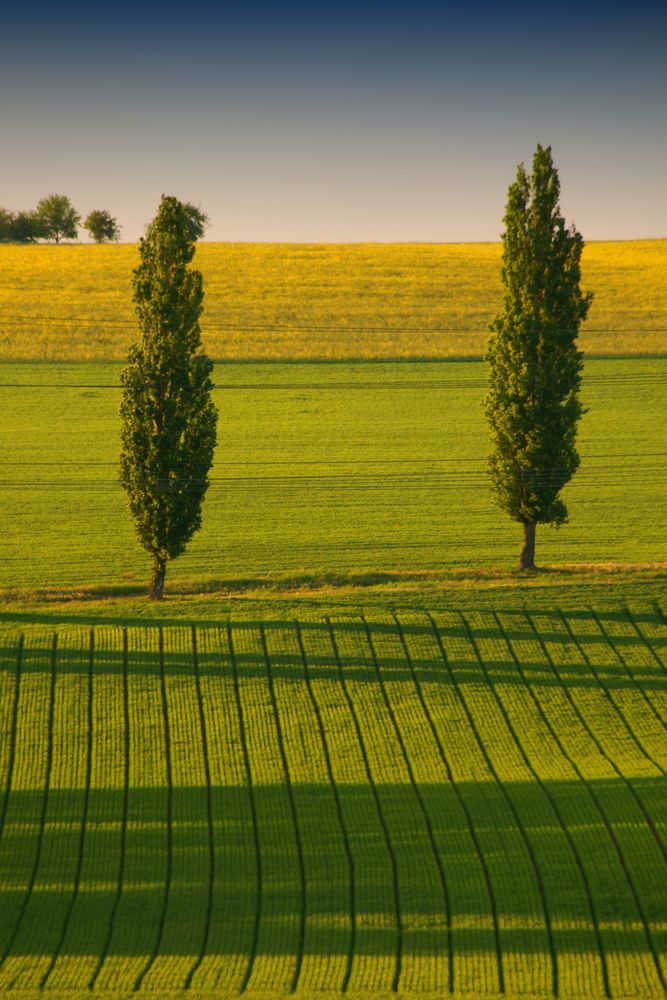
[0,195,209,245]
[0,195,120,243]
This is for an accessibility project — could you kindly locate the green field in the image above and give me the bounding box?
[1,358,666,593]
[1,241,666,361]
[1,606,666,999]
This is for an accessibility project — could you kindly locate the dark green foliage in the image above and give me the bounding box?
[119,195,217,599]
[182,202,209,241]
[84,209,120,243]
[35,194,80,243]
[9,210,47,243]
[0,208,14,241]
[485,145,593,569]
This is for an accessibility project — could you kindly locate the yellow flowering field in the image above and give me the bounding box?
[0,240,665,361]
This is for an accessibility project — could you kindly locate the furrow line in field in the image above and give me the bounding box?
[325,615,403,993]
[1,634,57,983]
[589,608,667,760]
[621,607,667,727]
[89,628,130,989]
[0,634,23,843]
[360,613,453,993]
[259,624,307,993]
[133,628,173,991]
[392,611,504,994]
[465,611,558,996]
[183,626,216,990]
[491,613,610,999]
[425,611,554,993]
[527,611,667,994]
[40,629,95,988]
[227,624,262,994]
[294,620,356,993]
[559,611,667,862]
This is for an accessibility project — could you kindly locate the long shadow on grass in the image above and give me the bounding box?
[1,612,665,691]
[0,780,665,963]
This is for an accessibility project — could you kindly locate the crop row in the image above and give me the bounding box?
[0,610,665,995]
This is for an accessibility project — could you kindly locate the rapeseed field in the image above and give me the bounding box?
[0,241,665,361]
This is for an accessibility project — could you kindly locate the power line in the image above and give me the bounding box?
[1,373,666,390]
[1,315,667,334]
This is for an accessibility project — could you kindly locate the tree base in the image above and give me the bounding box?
[149,559,166,601]
[519,521,537,571]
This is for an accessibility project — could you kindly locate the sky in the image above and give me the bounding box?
[1,0,666,241]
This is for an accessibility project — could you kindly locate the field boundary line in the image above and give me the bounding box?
[227,625,262,994]
[133,627,173,991]
[326,615,403,993]
[89,628,130,989]
[559,611,667,862]
[360,613,453,993]
[460,612,557,997]
[527,611,667,994]
[492,612,610,998]
[1,634,57,983]
[294,620,355,992]
[259,624,307,993]
[393,611,503,993]
[183,626,216,989]
[0,634,23,844]
[40,628,95,988]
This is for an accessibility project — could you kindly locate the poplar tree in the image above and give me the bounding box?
[484,145,592,570]
[120,195,217,599]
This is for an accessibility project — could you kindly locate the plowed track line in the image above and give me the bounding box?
[41,628,95,988]
[184,626,216,989]
[228,625,262,994]
[89,628,130,989]
[617,608,667,729]
[294,620,355,993]
[133,628,173,991]
[461,612,557,997]
[587,609,667,769]
[559,612,667,864]
[326,616,403,993]
[259,625,306,993]
[360,613,453,992]
[393,611,503,994]
[0,635,22,843]
[1,634,57,982]
[492,613,610,998]
[527,611,667,995]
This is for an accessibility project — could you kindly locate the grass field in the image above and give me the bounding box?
[1,604,666,999]
[0,241,666,361]
[1,358,666,592]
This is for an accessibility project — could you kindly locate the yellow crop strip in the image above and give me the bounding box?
[0,240,665,360]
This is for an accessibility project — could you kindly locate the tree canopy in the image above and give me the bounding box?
[119,195,217,599]
[35,194,80,242]
[84,209,120,243]
[484,144,593,570]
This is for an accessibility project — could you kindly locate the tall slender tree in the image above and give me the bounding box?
[120,195,217,599]
[484,145,593,570]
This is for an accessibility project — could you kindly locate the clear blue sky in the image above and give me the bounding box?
[2,0,665,241]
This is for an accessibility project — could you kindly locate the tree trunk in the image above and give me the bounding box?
[520,520,537,571]
[149,558,166,600]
